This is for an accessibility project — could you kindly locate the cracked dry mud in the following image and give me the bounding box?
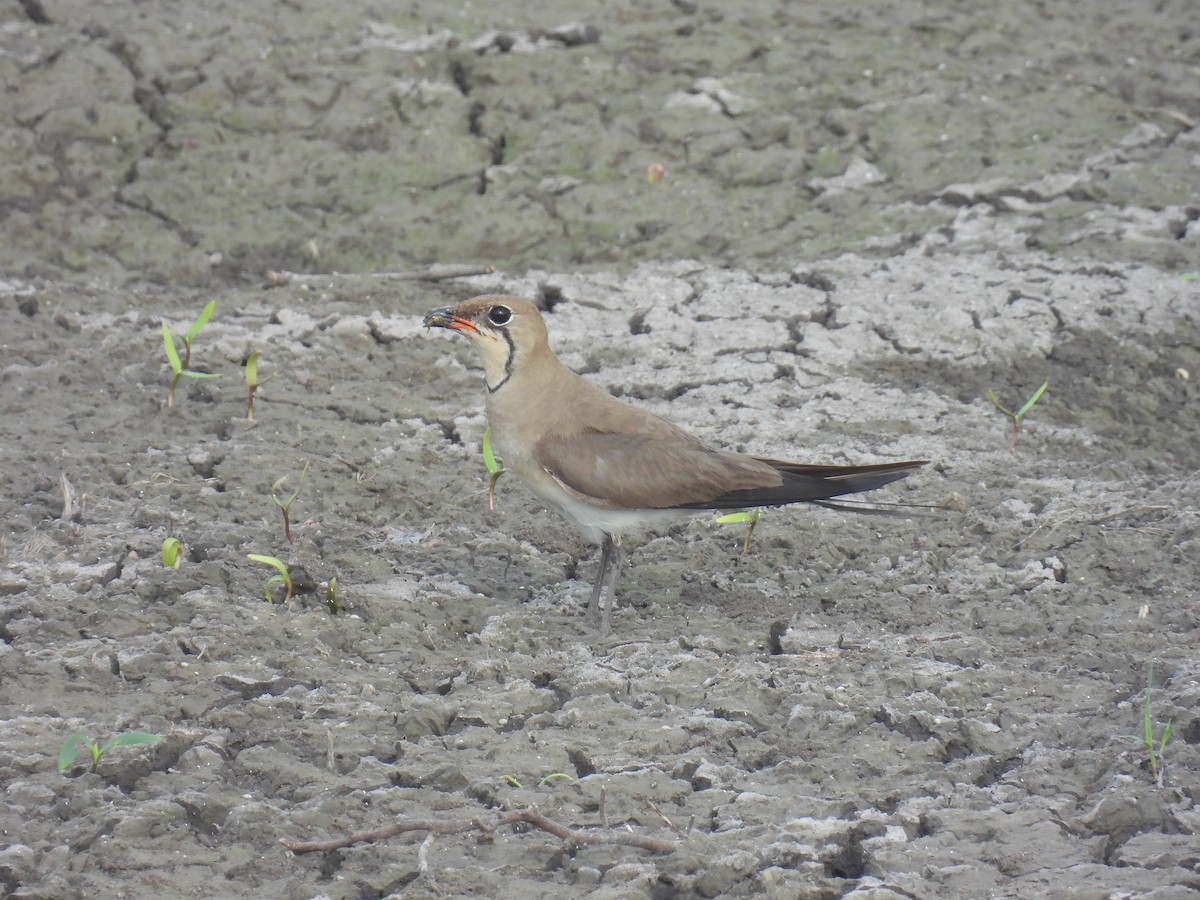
[2,1,1200,899]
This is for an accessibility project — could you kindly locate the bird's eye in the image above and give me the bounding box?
[487,305,512,326]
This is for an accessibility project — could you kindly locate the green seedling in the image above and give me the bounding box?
[716,509,761,554]
[58,732,162,774]
[483,426,504,511]
[244,351,275,420]
[162,300,220,408]
[1138,662,1174,785]
[271,461,309,545]
[248,553,294,603]
[499,774,523,788]
[986,380,1049,452]
[161,537,184,569]
[325,576,340,614]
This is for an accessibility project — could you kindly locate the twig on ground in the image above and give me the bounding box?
[265,265,496,286]
[1087,505,1171,526]
[647,800,684,837]
[280,807,676,855]
[417,833,443,895]
[1013,503,1172,548]
[60,472,82,522]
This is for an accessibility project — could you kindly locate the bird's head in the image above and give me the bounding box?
[423,294,549,392]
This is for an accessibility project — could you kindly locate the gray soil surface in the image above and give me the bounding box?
[2,1,1199,898]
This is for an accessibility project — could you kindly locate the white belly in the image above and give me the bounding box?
[539,486,697,544]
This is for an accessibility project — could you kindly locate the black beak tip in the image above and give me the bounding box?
[422,308,454,329]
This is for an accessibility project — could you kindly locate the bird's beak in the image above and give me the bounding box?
[423,307,478,333]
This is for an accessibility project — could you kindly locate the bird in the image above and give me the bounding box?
[423,294,926,634]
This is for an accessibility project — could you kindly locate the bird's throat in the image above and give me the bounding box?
[483,330,516,393]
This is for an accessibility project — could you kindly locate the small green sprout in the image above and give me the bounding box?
[499,774,523,788]
[325,576,339,614]
[482,426,504,511]
[986,380,1049,452]
[244,351,275,420]
[1180,272,1199,282]
[161,537,184,569]
[1139,662,1174,785]
[58,732,162,774]
[248,553,294,603]
[271,461,309,545]
[162,300,220,408]
[716,509,761,554]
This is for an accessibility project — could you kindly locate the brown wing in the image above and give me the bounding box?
[533,431,782,510]
[534,431,926,511]
[683,457,927,509]
[750,457,925,480]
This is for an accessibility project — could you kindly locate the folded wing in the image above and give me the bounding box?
[534,431,924,512]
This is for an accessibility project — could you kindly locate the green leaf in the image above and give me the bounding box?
[482,428,504,510]
[1144,688,1154,748]
[185,300,217,343]
[249,554,293,602]
[985,388,1013,418]
[162,324,182,374]
[162,537,183,569]
[245,351,274,388]
[1159,720,1174,753]
[272,461,309,510]
[246,554,288,573]
[98,732,162,755]
[715,509,761,553]
[1014,381,1049,421]
[537,772,576,786]
[58,735,93,772]
[265,573,289,601]
[482,426,501,475]
[181,370,221,380]
[715,511,757,525]
[499,775,523,788]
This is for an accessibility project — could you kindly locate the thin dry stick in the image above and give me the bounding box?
[266,265,496,285]
[1087,505,1170,526]
[280,808,676,855]
[502,809,676,852]
[647,801,684,837]
[1013,503,1172,548]
[60,473,73,520]
[60,472,82,522]
[396,264,497,281]
[417,833,442,895]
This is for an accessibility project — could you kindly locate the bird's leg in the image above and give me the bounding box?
[599,538,623,636]
[587,534,623,635]
[586,535,614,625]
